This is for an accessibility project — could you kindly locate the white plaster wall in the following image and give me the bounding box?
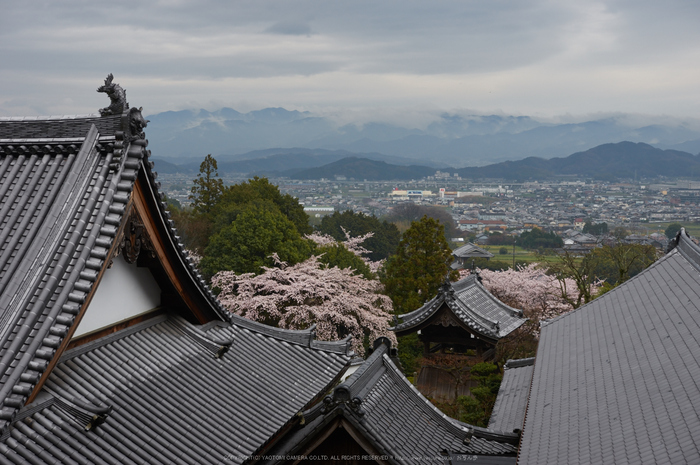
[73,254,161,337]
[340,363,361,382]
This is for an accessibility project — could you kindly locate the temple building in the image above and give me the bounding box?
[3,75,700,464]
[451,243,494,269]
[0,77,520,464]
[392,275,527,360]
[391,275,527,401]
[266,339,519,464]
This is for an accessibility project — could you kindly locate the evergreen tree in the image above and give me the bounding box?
[217,177,311,236]
[612,226,629,240]
[518,227,563,249]
[386,203,458,239]
[665,222,683,239]
[382,216,458,314]
[200,200,311,277]
[172,154,224,253]
[189,154,224,216]
[315,243,374,280]
[457,362,502,427]
[318,210,400,261]
[582,221,608,236]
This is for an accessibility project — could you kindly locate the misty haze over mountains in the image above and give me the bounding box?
[146,107,700,175]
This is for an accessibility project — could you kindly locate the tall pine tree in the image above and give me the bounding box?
[382,215,458,314]
[189,154,224,216]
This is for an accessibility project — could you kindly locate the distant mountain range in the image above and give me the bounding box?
[455,142,700,181]
[285,157,436,181]
[151,148,449,176]
[153,142,700,181]
[145,107,700,168]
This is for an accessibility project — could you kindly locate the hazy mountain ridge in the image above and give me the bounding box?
[153,142,700,182]
[455,142,700,180]
[151,148,449,176]
[145,107,700,166]
[285,157,437,181]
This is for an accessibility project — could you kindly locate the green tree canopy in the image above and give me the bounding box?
[164,194,182,212]
[172,154,225,253]
[318,210,400,261]
[550,249,603,308]
[314,243,374,280]
[518,227,563,250]
[612,226,629,240]
[381,215,458,314]
[665,222,683,239]
[170,207,216,255]
[457,362,502,427]
[216,177,311,236]
[487,233,515,246]
[583,221,608,236]
[189,154,224,216]
[552,242,657,304]
[200,200,312,277]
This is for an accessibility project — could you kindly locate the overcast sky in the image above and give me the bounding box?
[2,0,699,123]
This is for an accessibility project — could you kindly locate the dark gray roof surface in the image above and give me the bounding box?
[487,358,534,433]
[0,117,145,432]
[393,275,526,340]
[518,230,700,465]
[268,341,519,464]
[0,104,341,436]
[0,114,123,139]
[0,314,351,464]
[453,243,495,259]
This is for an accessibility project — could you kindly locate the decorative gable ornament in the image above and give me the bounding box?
[97,73,129,116]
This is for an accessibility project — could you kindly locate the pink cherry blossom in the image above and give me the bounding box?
[461,263,601,336]
[211,253,396,355]
[306,227,384,273]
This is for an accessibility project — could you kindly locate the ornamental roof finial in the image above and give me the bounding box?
[97,73,129,116]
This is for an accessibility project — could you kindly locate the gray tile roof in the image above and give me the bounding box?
[392,275,527,340]
[0,314,351,464]
[268,340,519,464]
[518,229,700,465]
[487,358,534,433]
[453,243,495,260]
[0,120,146,431]
[0,99,347,439]
[0,83,521,465]
[0,114,122,139]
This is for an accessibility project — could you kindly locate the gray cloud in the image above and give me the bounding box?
[1,0,699,118]
[265,20,313,36]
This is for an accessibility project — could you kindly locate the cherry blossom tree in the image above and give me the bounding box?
[211,244,396,356]
[457,264,600,361]
[462,263,601,332]
[306,227,383,274]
